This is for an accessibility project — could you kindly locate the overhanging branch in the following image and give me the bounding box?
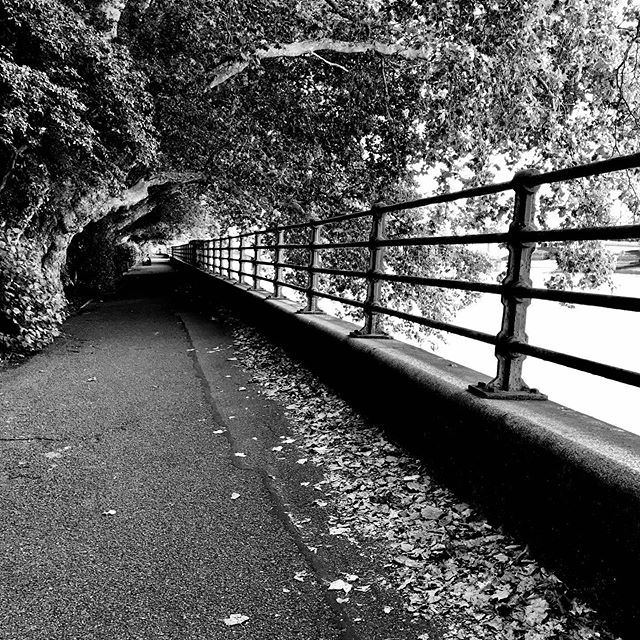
[207,39,435,90]
[103,171,204,234]
[104,171,204,213]
[0,144,27,195]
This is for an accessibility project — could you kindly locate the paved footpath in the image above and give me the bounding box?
[0,261,429,640]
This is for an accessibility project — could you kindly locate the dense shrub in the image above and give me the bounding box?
[0,231,65,353]
[114,243,140,274]
[66,223,139,295]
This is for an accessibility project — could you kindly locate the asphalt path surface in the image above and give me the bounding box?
[0,261,426,640]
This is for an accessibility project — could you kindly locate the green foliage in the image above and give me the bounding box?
[0,0,156,352]
[126,189,219,244]
[542,177,620,291]
[0,0,157,192]
[546,241,616,292]
[129,0,640,288]
[0,229,65,353]
[66,223,139,294]
[1,0,639,354]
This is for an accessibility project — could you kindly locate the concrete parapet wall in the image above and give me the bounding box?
[173,259,640,636]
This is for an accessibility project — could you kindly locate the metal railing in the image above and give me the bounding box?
[172,152,640,399]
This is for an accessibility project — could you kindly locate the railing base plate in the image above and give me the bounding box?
[468,383,547,400]
[349,331,392,339]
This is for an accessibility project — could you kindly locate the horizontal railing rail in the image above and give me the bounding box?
[172,152,640,401]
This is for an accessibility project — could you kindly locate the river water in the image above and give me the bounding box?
[434,260,640,435]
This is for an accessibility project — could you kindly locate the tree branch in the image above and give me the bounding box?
[97,0,126,41]
[322,0,357,22]
[207,39,435,90]
[104,171,205,213]
[0,144,27,195]
[310,51,349,72]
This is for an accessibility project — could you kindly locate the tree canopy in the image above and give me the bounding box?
[1,0,639,351]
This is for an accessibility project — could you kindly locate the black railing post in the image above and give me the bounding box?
[238,234,245,284]
[226,236,232,279]
[252,232,259,289]
[232,236,237,280]
[352,203,389,338]
[299,223,323,314]
[271,228,285,299]
[469,170,547,400]
[196,239,205,268]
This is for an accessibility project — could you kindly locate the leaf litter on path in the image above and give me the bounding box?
[217,307,622,640]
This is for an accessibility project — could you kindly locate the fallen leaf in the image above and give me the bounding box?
[231,493,240,500]
[420,505,443,520]
[272,446,283,452]
[399,576,414,590]
[524,597,549,626]
[212,429,225,434]
[493,586,512,601]
[86,377,97,382]
[234,452,246,458]
[222,614,249,626]
[328,579,352,594]
[296,458,308,465]
[102,509,116,516]
[294,571,307,582]
[329,526,349,536]
[394,555,421,568]
[227,357,238,361]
